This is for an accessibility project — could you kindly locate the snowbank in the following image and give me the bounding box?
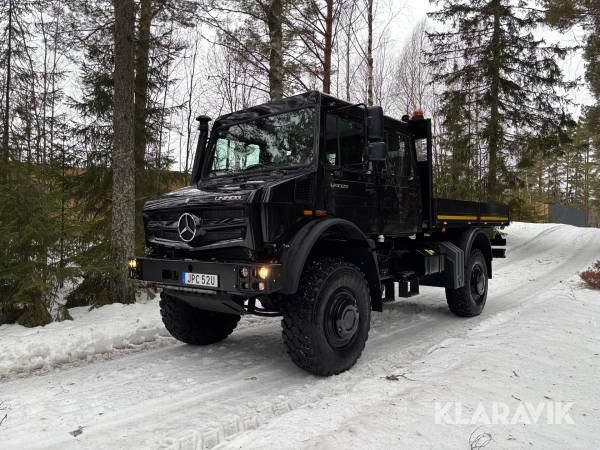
[0,298,170,378]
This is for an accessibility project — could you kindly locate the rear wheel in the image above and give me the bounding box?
[160,293,240,345]
[445,249,488,317]
[282,258,371,376]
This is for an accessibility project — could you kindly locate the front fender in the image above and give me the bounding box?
[278,218,383,310]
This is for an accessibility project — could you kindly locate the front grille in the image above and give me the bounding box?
[145,207,246,247]
[294,178,313,202]
[150,208,244,223]
[202,227,246,244]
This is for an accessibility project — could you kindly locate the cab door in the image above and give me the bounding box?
[379,130,420,235]
[324,111,378,235]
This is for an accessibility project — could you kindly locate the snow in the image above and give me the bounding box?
[0,222,598,449]
[0,297,170,378]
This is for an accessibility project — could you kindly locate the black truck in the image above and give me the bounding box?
[129,91,509,376]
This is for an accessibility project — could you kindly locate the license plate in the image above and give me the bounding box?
[181,272,219,288]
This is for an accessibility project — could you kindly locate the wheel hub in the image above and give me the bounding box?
[471,264,486,296]
[325,289,360,349]
[336,304,359,338]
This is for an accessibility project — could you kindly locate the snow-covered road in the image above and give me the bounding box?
[0,223,599,449]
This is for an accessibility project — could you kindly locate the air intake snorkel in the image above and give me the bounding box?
[191,115,212,184]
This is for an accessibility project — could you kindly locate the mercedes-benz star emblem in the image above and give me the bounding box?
[177,213,199,242]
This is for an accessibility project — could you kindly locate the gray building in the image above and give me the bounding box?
[547,203,597,227]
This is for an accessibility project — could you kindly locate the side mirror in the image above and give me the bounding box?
[368,141,387,161]
[366,106,386,162]
[367,106,384,141]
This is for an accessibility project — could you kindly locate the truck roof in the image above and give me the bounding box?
[213,90,430,140]
[214,91,321,128]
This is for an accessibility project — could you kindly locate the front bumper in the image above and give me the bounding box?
[129,257,283,295]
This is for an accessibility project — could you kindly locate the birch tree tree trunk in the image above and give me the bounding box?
[345,17,352,101]
[111,0,136,304]
[366,0,374,106]
[267,0,284,100]
[323,0,334,94]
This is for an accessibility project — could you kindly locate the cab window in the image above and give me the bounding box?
[325,113,365,168]
[385,132,411,179]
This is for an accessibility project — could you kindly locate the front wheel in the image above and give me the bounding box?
[160,293,240,345]
[445,249,488,317]
[282,258,371,376]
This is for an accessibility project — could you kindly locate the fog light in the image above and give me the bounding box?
[258,266,270,280]
[240,267,249,278]
[128,258,137,269]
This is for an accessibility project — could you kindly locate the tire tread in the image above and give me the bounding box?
[445,249,487,317]
[282,257,371,376]
[160,293,240,345]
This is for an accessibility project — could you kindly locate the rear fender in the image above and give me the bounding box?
[453,228,493,278]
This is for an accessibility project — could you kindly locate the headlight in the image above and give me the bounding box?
[258,266,270,280]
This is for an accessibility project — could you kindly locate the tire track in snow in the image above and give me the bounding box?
[503,224,563,254]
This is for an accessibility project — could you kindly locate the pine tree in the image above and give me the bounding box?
[133,0,196,252]
[63,0,117,307]
[544,0,600,223]
[110,0,136,304]
[0,0,36,170]
[438,88,479,200]
[64,0,191,307]
[0,0,76,325]
[428,0,572,200]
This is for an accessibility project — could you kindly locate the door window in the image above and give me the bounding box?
[386,132,411,180]
[325,113,365,169]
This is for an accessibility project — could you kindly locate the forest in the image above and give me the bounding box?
[0,0,598,327]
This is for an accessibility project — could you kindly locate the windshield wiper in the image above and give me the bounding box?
[202,163,299,185]
[241,161,290,173]
[254,166,289,177]
[242,163,305,175]
[207,169,231,177]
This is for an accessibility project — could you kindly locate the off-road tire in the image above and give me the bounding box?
[282,258,371,376]
[445,249,488,317]
[160,293,240,345]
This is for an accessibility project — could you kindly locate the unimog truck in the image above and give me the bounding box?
[129,91,509,376]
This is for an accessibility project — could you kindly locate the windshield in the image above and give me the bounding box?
[205,107,315,178]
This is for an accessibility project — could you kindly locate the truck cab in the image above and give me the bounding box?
[131,91,509,376]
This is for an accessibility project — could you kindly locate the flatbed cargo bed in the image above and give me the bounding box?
[430,198,510,228]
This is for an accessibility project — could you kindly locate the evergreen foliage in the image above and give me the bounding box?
[544,0,600,222]
[428,0,573,200]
